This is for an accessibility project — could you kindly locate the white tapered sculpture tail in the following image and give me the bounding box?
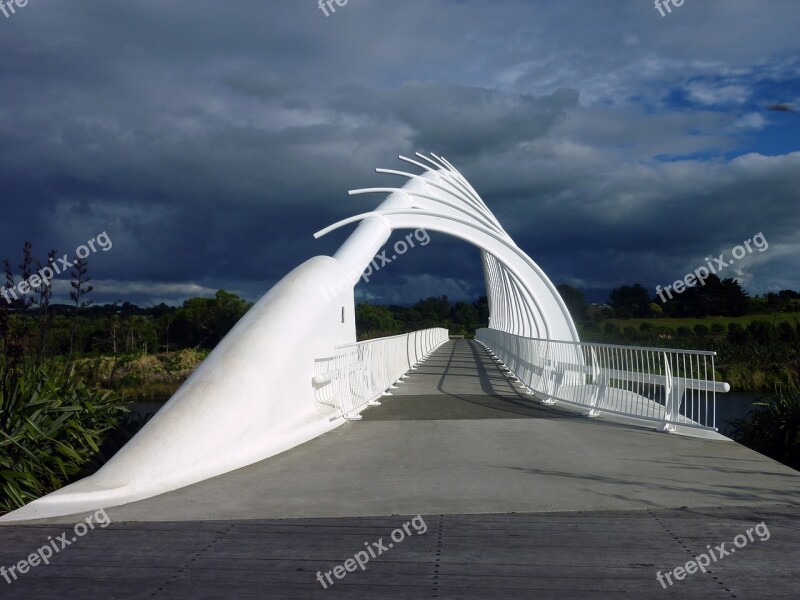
[2,153,579,522]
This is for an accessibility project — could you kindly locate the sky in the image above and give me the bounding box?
[0,0,798,307]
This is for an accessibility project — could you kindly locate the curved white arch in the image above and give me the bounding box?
[314,153,580,344]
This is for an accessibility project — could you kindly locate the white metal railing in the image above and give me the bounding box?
[313,328,450,421]
[476,328,730,432]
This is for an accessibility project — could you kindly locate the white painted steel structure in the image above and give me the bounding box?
[476,329,730,436]
[314,328,449,421]
[315,153,580,343]
[2,153,729,522]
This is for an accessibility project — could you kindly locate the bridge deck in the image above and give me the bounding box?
[2,340,799,598]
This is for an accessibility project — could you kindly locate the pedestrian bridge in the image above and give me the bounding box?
[79,337,800,522]
[0,153,738,523]
[3,155,799,599]
[3,338,799,599]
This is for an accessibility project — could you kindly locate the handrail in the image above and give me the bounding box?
[476,328,730,432]
[315,328,449,421]
[334,331,414,349]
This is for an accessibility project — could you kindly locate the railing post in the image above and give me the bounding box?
[661,352,684,433]
[586,347,603,417]
[539,358,557,405]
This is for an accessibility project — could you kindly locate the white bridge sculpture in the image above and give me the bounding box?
[2,153,729,522]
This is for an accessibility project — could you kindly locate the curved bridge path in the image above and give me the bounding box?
[2,340,799,598]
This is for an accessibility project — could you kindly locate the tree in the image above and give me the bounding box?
[451,301,479,329]
[414,296,451,325]
[609,284,651,318]
[556,284,587,321]
[33,250,57,363]
[68,256,93,363]
[666,275,748,317]
[173,290,251,349]
[718,278,749,316]
[474,296,490,327]
[156,312,176,352]
[356,302,398,334]
[209,290,251,341]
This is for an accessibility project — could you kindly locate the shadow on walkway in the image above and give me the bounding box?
[362,339,578,421]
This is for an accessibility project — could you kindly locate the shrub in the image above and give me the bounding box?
[723,364,753,390]
[693,324,710,336]
[778,322,796,344]
[732,390,800,471]
[727,322,747,344]
[747,320,777,344]
[676,326,692,337]
[710,323,726,335]
[0,360,128,512]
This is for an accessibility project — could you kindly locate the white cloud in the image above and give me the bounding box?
[686,82,751,106]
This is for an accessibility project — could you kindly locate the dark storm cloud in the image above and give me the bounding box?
[0,0,798,307]
[332,83,579,158]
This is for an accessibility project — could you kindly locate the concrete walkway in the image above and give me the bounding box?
[1,339,798,598]
[92,339,800,522]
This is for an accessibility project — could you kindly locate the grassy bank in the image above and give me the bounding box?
[73,348,210,403]
[607,312,800,331]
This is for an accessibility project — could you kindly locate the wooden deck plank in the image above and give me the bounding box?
[2,506,798,598]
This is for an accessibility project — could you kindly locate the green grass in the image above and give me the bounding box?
[607,312,800,331]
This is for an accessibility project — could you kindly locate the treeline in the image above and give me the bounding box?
[5,292,489,359]
[556,279,800,392]
[2,240,796,393]
[590,318,799,390]
[559,275,800,320]
[3,292,252,361]
[356,296,489,340]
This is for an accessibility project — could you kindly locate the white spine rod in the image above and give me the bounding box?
[427,153,504,233]
[401,154,505,233]
[374,168,501,231]
[347,187,504,237]
[317,153,579,343]
[315,206,567,340]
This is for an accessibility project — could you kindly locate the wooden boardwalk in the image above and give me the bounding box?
[1,340,798,598]
[1,506,797,598]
